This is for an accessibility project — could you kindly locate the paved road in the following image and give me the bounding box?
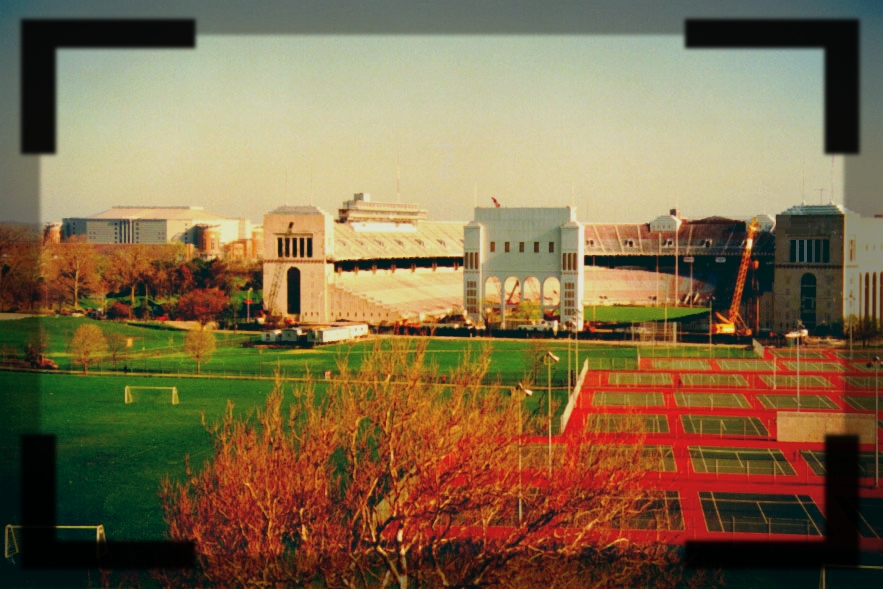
[0,313,31,321]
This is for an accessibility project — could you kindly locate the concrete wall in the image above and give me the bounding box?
[467,206,583,327]
[773,211,844,333]
[776,411,875,444]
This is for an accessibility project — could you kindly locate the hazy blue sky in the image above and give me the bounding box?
[42,34,842,224]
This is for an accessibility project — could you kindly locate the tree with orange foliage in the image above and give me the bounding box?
[157,339,717,588]
[44,235,103,309]
[176,287,230,326]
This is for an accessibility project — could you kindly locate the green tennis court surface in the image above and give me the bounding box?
[759,374,833,388]
[800,450,883,478]
[852,362,883,372]
[681,415,769,437]
[843,395,877,410]
[651,359,710,371]
[699,492,825,535]
[674,392,751,409]
[844,376,882,389]
[689,446,795,475]
[834,349,883,359]
[756,394,838,409]
[583,358,639,371]
[781,361,845,372]
[716,359,775,372]
[583,444,676,472]
[613,491,684,531]
[608,372,672,386]
[834,497,883,539]
[771,349,829,359]
[587,414,669,433]
[592,391,665,407]
[682,373,747,387]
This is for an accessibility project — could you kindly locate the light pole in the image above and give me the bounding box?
[246,287,253,323]
[544,351,560,477]
[708,296,715,356]
[572,313,581,388]
[512,382,533,522]
[867,355,880,488]
[848,294,855,360]
[796,320,804,412]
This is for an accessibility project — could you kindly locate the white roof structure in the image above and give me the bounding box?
[332,221,464,261]
[780,203,850,216]
[87,206,233,222]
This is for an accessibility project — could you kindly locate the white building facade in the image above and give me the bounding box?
[464,207,584,329]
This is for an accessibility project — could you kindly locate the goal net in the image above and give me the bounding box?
[124,386,179,405]
[5,524,107,559]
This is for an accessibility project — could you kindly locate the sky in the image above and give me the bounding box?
[40,34,843,225]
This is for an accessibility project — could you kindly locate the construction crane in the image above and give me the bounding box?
[712,217,760,336]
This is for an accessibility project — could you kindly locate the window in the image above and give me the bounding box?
[549,242,555,253]
[490,241,496,253]
[789,239,830,264]
[504,242,510,253]
[534,241,540,253]
[586,239,595,247]
[519,241,525,253]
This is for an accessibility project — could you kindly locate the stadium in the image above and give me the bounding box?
[262,192,883,338]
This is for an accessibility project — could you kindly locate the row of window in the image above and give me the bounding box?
[586,238,714,249]
[277,235,314,259]
[490,241,555,254]
[465,280,478,313]
[789,239,830,264]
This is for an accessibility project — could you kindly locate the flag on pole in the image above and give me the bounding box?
[491,197,501,208]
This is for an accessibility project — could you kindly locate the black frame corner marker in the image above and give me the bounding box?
[21,435,195,572]
[686,435,860,570]
[17,13,867,583]
[21,19,196,154]
[686,19,859,155]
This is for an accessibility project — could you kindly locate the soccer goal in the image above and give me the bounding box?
[124,386,179,405]
[5,524,107,559]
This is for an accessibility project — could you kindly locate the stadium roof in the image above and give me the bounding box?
[268,205,329,217]
[332,221,465,261]
[779,203,850,216]
[85,206,233,222]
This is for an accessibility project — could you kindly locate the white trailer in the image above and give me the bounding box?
[260,330,283,343]
[307,323,369,345]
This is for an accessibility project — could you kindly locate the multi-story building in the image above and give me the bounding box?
[61,206,259,259]
[262,194,464,324]
[772,203,883,334]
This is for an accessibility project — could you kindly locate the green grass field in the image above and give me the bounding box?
[0,314,769,587]
[584,305,709,323]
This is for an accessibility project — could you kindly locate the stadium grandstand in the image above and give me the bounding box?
[263,194,780,331]
[262,193,466,325]
[465,207,775,333]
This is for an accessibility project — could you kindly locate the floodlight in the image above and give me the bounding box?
[515,382,533,396]
[546,351,560,363]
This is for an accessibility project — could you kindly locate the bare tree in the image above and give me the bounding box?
[106,333,129,369]
[158,339,715,589]
[184,327,216,374]
[70,323,108,373]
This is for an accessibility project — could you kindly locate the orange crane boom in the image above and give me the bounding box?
[713,218,759,336]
